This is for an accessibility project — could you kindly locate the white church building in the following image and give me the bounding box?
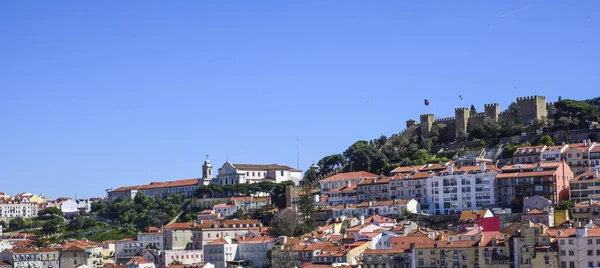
[210,161,302,185]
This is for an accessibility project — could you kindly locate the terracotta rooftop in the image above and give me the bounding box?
[231,163,297,171]
[320,171,378,182]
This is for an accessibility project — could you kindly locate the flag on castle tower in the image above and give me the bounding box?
[459,95,463,101]
[424,99,430,106]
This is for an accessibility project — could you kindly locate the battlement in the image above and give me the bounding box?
[421,114,435,117]
[484,103,500,108]
[517,95,546,101]
[547,102,555,106]
[455,107,469,112]
[434,117,455,123]
[500,110,517,115]
[469,113,486,119]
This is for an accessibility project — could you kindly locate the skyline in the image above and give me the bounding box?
[1,1,599,198]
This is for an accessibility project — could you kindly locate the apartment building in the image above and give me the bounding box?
[319,171,378,195]
[496,161,573,207]
[513,145,546,164]
[137,227,164,250]
[510,220,560,268]
[0,249,41,268]
[327,182,358,206]
[541,145,569,163]
[0,198,39,221]
[557,222,600,268]
[564,140,597,175]
[572,201,600,226]
[389,172,430,210]
[427,163,499,215]
[163,220,260,251]
[569,168,600,204]
[357,176,391,202]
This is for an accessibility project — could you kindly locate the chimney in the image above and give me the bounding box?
[589,139,592,146]
[448,164,454,174]
[584,139,588,146]
[346,181,351,188]
[480,162,486,173]
[537,160,542,167]
[360,215,365,225]
[594,169,599,179]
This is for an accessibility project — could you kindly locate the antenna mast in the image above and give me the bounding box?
[297,137,300,170]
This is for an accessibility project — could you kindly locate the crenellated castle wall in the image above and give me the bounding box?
[416,95,551,139]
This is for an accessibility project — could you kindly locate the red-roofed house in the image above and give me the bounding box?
[125,256,155,268]
[319,171,378,194]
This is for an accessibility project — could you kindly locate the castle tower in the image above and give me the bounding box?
[420,114,435,138]
[516,96,547,124]
[455,108,469,138]
[484,103,500,122]
[406,119,418,128]
[202,155,213,180]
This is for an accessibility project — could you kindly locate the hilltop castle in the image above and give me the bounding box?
[410,95,553,139]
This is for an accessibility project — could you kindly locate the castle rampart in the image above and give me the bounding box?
[411,95,551,139]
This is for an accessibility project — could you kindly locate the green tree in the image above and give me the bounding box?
[531,135,555,146]
[470,104,477,116]
[9,217,24,231]
[303,167,319,185]
[42,217,65,234]
[317,154,345,177]
[38,207,63,217]
[556,200,575,218]
[343,141,389,174]
[67,216,97,231]
[269,208,302,237]
[430,123,449,144]
[510,199,522,213]
[31,235,50,248]
[296,182,317,234]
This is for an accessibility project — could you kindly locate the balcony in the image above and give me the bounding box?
[416,194,422,197]
[415,185,422,188]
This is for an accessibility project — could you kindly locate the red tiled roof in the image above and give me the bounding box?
[365,215,396,223]
[127,256,151,265]
[524,209,545,215]
[359,176,392,185]
[321,171,378,182]
[497,170,557,179]
[63,245,86,252]
[390,165,426,174]
[330,184,357,192]
[231,164,296,171]
[571,170,600,182]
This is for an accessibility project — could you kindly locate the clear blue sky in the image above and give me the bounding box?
[1,1,599,198]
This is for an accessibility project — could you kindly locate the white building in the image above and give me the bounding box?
[137,228,164,250]
[213,204,237,217]
[557,222,600,268]
[213,161,302,185]
[203,236,275,268]
[60,199,79,215]
[0,198,39,221]
[76,199,93,213]
[427,163,499,215]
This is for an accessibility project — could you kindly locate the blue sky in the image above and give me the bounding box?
[1,1,599,198]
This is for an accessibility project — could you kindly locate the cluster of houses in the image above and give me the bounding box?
[0,192,104,222]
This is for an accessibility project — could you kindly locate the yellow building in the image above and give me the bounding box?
[511,221,561,268]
